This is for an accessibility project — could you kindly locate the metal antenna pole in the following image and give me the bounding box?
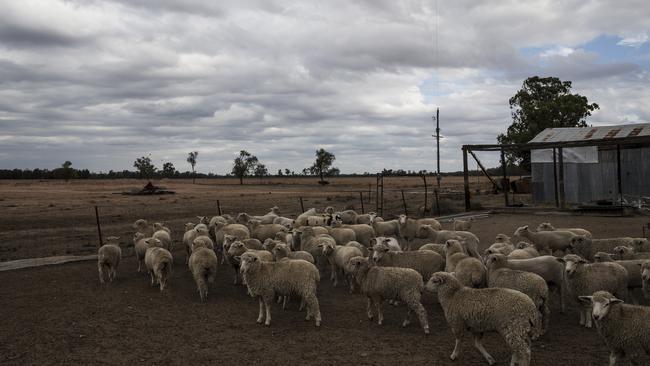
[433,108,441,190]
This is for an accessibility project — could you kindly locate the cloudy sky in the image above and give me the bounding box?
[1,0,649,174]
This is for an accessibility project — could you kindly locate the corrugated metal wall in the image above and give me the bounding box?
[532,147,650,204]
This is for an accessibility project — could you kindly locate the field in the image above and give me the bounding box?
[1,178,649,365]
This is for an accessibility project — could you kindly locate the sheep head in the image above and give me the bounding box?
[578,291,623,321]
[513,226,529,237]
[398,214,408,225]
[445,239,465,256]
[184,223,195,232]
[371,242,390,262]
[425,272,459,293]
[133,219,148,230]
[239,252,261,274]
[228,241,247,257]
[557,254,587,276]
[144,238,162,248]
[639,261,650,282]
[537,222,555,231]
[494,234,511,243]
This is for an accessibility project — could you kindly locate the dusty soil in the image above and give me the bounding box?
[2,179,650,365]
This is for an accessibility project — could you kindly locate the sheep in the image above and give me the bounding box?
[494,234,512,243]
[348,256,429,334]
[397,215,442,250]
[334,210,358,225]
[484,242,515,257]
[452,217,473,231]
[371,241,444,281]
[614,246,650,260]
[192,236,214,250]
[507,242,540,260]
[633,238,650,252]
[641,261,650,299]
[578,291,650,366]
[444,239,486,288]
[184,222,195,232]
[227,241,273,285]
[294,208,319,228]
[370,236,402,252]
[214,223,251,262]
[326,227,356,246]
[417,225,481,259]
[496,255,567,313]
[272,216,295,229]
[188,243,218,302]
[196,216,210,225]
[133,232,149,272]
[355,213,375,225]
[569,236,635,261]
[594,251,646,304]
[418,243,445,258]
[536,222,592,238]
[153,222,171,235]
[307,214,331,227]
[133,218,154,237]
[486,253,550,334]
[513,225,576,255]
[250,221,287,242]
[345,241,369,257]
[246,206,281,224]
[152,229,172,251]
[425,272,541,366]
[319,241,362,288]
[97,243,121,285]
[238,252,321,326]
[183,226,209,264]
[223,235,262,257]
[557,254,628,328]
[330,221,375,247]
[272,243,314,263]
[369,213,400,237]
[144,238,173,292]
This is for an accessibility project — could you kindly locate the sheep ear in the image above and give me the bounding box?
[578,296,593,304]
[233,256,241,263]
[609,298,623,305]
[556,258,565,264]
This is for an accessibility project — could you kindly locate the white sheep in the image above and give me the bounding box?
[250,221,288,242]
[452,217,473,231]
[133,232,149,272]
[214,222,251,262]
[536,222,592,238]
[319,240,362,289]
[152,229,172,251]
[558,254,628,328]
[369,214,400,237]
[307,214,331,227]
[640,260,650,300]
[372,241,444,281]
[330,221,375,247]
[334,210,358,225]
[569,235,635,261]
[144,238,173,292]
[355,213,375,225]
[272,216,295,229]
[183,226,209,264]
[417,225,481,259]
[188,243,218,302]
[425,272,541,366]
[370,236,402,252]
[272,243,314,263]
[348,256,429,334]
[396,215,442,250]
[514,225,576,255]
[578,291,650,366]
[417,243,446,258]
[594,251,646,304]
[326,227,356,246]
[133,219,153,237]
[227,241,273,285]
[507,242,540,259]
[494,234,512,243]
[484,242,515,257]
[238,252,321,327]
[444,239,485,288]
[294,208,320,228]
[614,245,650,260]
[97,242,121,285]
[153,222,171,235]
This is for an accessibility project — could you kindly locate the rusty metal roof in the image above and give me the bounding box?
[529,123,650,143]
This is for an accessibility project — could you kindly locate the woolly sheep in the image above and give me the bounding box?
[640,261,650,300]
[417,225,481,259]
[355,213,375,225]
[214,223,251,259]
[594,251,646,303]
[569,236,635,261]
[184,226,209,264]
[144,238,173,292]
[294,208,319,228]
[153,222,171,235]
[614,246,650,260]
[248,207,280,224]
[369,214,400,237]
[227,241,273,285]
[484,242,515,257]
[536,222,592,238]
[486,253,550,334]
[444,239,470,272]
[418,243,446,258]
[633,238,650,252]
[152,229,172,251]
[184,222,195,232]
[272,216,295,229]
[452,217,473,231]
[238,252,321,326]
[326,227,356,246]
[133,219,154,237]
[444,240,485,288]
[133,232,149,272]
[334,210,358,225]
[97,243,121,285]
[272,243,314,263]
[425,272,541,366]
[496,255,567,313]
[345,241,369,257]
[193,236,214,250]
[307,215,331,227]
[514,225,576,255]
[558,254,628,328]
[330,221,375,247]
[370,236,402,252]
[494,234,512,243]
[578,291,650,366]
[397,215,442,250]
[319,240,362,288]
[348,256,429,334]
[372,241,444,281]
[507,242,540,259]
[250,221,287,242]
[188,244,218,302]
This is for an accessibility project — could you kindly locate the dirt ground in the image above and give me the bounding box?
[1,179,650,365]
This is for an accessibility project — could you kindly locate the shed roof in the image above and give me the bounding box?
[529,123,650,143]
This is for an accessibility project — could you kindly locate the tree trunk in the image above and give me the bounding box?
[192,169,195,184]
[239,176,243,185]
[319,170,324,182]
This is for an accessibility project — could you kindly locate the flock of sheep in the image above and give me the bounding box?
[96,206,650,366]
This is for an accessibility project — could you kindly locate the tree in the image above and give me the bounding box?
[133,155,156,180]
[309,148,338,183]
[284,168,291,176]
[231,150,259,185]
[187,151,199,184]
[61,161,73,181]
[162,162,176,178]
[498,76,599,170]
[254,163,268,179]
[277,169,283,176]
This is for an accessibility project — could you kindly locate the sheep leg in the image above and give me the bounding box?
[304,293,321,327]
[299,298,305,311]
[331,263,338,286]
[257,297,265,324]
[149,271,156,286]
[373,295,384,325]
[450,338,461,361]
[402,309,412,328]
[608,351,620,366]
[472,333,495,365]
[366,297,374,320]
[583,306,593,328]
[98,266,105,285]
[264,296,272,326]
[405,300,429,335]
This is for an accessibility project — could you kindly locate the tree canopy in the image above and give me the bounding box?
[498,76,599,169]
[133,155,156,180]
[309,148,338,183]
[231,150,260,184]
[187,151,199,183]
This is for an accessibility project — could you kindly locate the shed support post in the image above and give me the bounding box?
[558,147,565,209]
[617,144,623,210]
[462,147,471,211]
[552,148,559,208]
[500,149,509,207]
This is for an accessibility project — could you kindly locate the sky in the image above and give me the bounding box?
[0,0,649,174]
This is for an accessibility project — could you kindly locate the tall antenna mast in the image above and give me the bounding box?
[433,108,441,189]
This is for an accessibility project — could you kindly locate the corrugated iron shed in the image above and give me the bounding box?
[529,123,650,143]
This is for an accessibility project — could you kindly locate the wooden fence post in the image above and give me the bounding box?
[359,192,364,214]
[94,206,103,248]
[217,200,222,216]
[401,190,408,216]
[299,197,305,213]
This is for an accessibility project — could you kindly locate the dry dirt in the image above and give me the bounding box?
[1,179,649,365]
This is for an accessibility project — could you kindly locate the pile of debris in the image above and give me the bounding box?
[121,182,175,195]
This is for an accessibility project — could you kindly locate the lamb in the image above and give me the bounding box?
[513,225,576,255]
[272,243,314,263]
[307,215,331,227]
[192,236,214,250]
[272,216,295,229]
[152,229,172,251]
[153,222,171,234]
[330,221,375,247]
[326,227,356,246]
[418,243,446,258]
[417,225,481,259]
[294,208,319,228]
[578,291,650,366]
[250,221,287,242]
[334,210,358,225]
[144,238,173,292]
[397,214,442,250]
[133,219,153,237]
[355,213,375,225]
[484,242,515,257]
[486,253,550,334]
[494,234,512,243]
[507,242,540,260]
[452,217,473,231]
[188,242,218,302]
[369,214,400,237]
[372,241,444,281]
[214,223,251,262]
[238,252,321,326]
[183,226,209,264]
[558,254,628,328]
[594,251,646,303]
[348,256,429,334]
[444,239,485,288]
[569,235,635,261]
[536,222,592,238]
[345,241,369,257]
[496,255,567,313]
[641,261,650,299]
[227,241,273,285]
[319,241,362,288]
[633,238,650,252]
[614,246,650,260]
[425,272,541,366]
[97,242,121,285]
[370,237,402,252]
[133,232,149,272]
